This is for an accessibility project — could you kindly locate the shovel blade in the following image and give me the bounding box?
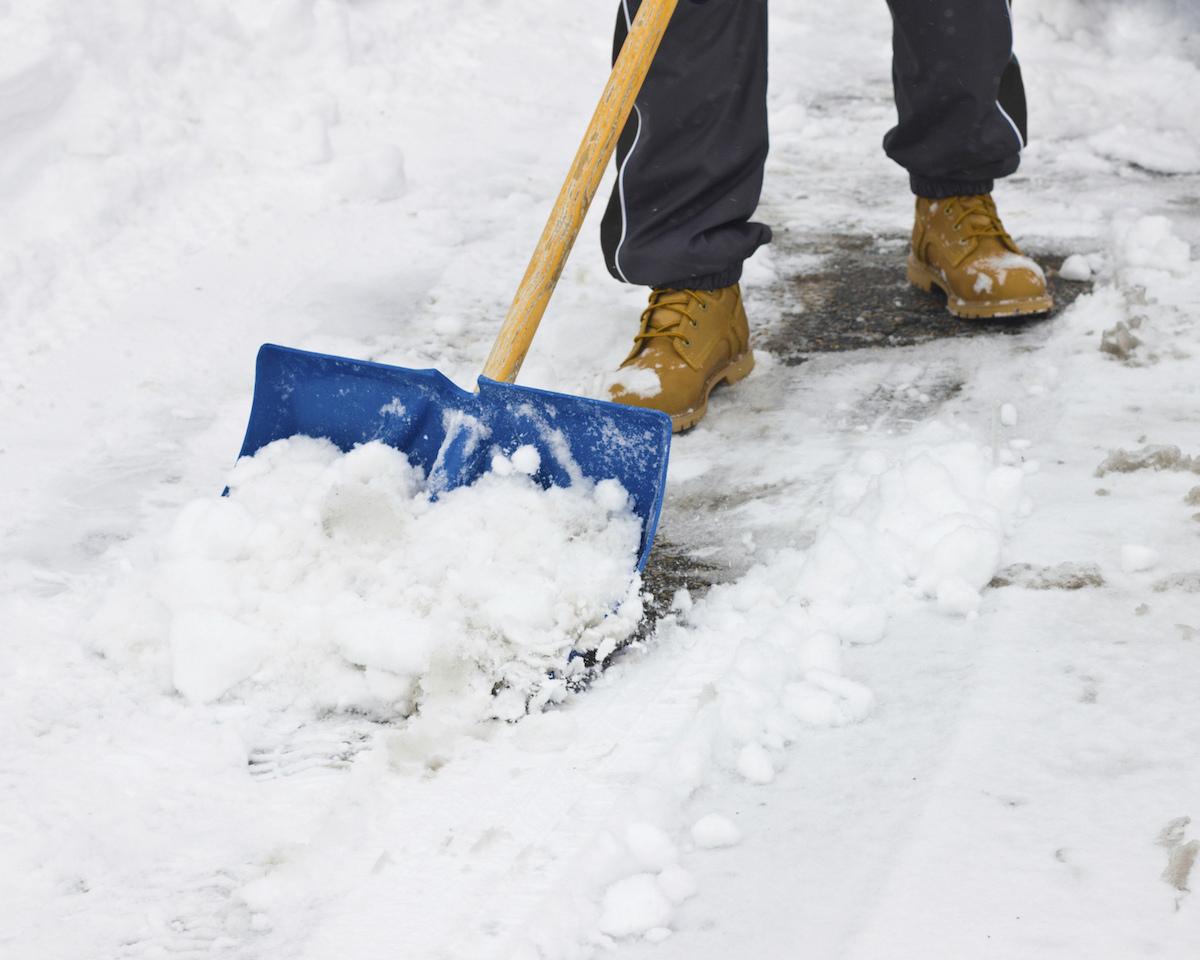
[237,344,672,570]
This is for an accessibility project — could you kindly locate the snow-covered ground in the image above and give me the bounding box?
[2,1,1199,957]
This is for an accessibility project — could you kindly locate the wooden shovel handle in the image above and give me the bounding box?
[480,0,680,384]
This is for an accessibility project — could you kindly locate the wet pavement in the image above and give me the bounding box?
[759,231,1092,362]
[636,232,1095,632]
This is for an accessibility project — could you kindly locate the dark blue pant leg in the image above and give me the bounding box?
[884,0,1028,197]
[600,0,772,289]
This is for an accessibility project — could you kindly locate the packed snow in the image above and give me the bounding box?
[90,437,644,721]
[2,0,1199,958]
[690,816,743,851]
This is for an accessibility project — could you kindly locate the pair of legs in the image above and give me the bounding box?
[602,0,1027,289]
[603,1,1051,431]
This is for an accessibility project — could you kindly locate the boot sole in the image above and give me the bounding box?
[906,255,1053,320]
[671,350,756,433]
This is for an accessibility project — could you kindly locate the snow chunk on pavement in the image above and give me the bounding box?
[913,517,1003,598]
[657,865,698,904]
[598,874,673,939]
[783,672,875,728]
[736,742,776,784]
[691,814,742,849]
[624,823,678,872]
[1059,254,1093,281]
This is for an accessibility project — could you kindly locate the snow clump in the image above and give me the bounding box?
[598,874,674,939]
[691,814,743,849]
[1114,215,1192,276]
[1059,254,1093,281]
[624,822,679,872]
[736,742,776,784]
[91,437,643,721]
[659,425,1024,800]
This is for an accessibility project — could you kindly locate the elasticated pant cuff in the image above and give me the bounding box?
[655,265,744,292]
[909,175,996,199]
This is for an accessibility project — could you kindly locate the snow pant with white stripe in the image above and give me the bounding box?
[601,0,1028,290]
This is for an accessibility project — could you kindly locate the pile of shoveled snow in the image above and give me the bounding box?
[90,437,643,721]
[549,423,1030,946]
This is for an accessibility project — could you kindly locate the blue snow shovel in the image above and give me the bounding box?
[234,0,681,571]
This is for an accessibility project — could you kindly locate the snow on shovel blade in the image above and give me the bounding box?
[236,344,672,571]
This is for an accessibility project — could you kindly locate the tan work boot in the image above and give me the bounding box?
[907,194,1053,319]
[608,285,755,433]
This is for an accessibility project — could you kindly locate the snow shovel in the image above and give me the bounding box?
[234,0,680,571]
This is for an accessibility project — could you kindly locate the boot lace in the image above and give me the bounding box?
[945,194,1014,246]
[635,288,706,348]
